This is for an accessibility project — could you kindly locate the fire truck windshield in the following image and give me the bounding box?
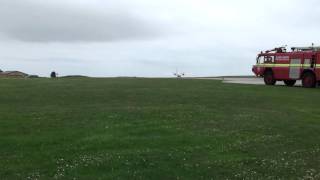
[257,56,274,64]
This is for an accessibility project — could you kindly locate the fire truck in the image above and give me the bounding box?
[252,46,320,88]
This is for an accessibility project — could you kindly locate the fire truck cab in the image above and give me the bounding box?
[252,46,320,88]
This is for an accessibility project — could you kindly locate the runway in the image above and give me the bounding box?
[196,77,303,86]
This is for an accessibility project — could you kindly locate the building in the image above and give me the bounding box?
[0,71,29,78]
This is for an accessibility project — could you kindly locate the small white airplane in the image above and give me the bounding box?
[173,68,185,78]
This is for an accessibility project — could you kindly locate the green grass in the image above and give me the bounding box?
[1,78,320,179]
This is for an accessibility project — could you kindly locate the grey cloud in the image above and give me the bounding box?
[1,0,320,78]
[0,0,161,42]
[2,56,97,63]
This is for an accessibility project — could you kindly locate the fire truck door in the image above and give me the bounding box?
[316,54,320,80]
[289,59,301,79]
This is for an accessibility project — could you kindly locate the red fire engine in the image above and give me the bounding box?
[252,46,320,88]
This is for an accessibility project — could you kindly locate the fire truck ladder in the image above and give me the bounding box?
[291,46,320,52]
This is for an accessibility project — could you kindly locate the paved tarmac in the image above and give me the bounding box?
[223,77,303,86]
[196,77,303,86]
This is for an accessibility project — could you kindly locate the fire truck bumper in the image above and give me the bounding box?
[252,65,262,77]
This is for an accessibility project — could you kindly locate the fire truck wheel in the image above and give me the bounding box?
[302,72,316,88]
[284,80,296,87]
[264,71,276,85]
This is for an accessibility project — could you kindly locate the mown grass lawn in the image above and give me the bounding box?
[0,78,320,179]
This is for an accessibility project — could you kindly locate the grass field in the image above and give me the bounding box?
[1,78,320,179]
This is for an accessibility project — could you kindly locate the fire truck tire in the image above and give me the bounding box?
[302,72,316,88]
[264,71,276,85]
[284,80,296,87]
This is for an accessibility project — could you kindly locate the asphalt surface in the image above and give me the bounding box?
[223,77,304,86]
[197,77,303,86]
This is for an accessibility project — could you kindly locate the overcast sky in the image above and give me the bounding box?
[0,0,319,77]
